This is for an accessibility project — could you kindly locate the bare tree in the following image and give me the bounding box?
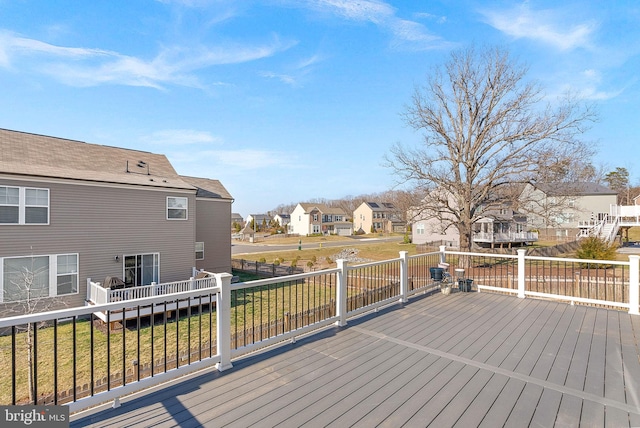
[385,45,597,251]
[5,257,68,404]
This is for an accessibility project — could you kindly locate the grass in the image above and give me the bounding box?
[0,276,337,405]
[235,237,417,270]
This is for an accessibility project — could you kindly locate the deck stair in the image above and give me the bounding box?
[578,204,640,244]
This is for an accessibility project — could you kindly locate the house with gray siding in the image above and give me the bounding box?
[0,129,232,317]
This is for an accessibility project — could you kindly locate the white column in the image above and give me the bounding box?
[399,251,408,303]
[517,249,526,299]
[336,259,348,327]
[215,272,234,371]
[629,255,639,315]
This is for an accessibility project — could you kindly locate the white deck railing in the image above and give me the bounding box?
[87,276,216,304]
[0,249,638,413]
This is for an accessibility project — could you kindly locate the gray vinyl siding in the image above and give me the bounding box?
[0,177,195,315]
[194,198,232,273]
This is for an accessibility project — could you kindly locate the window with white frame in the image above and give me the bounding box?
[1,253,78,303]
[124,253,159,287]
[167,196,188,220]
[195,242,204,260]
[0,186,49,225]
[416,223,425,235]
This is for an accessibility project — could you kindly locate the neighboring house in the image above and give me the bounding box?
[179,176,233,273]
[353,201,405,234]
[0,129,232,316]
[472,206,538,248]
[412,199,537,249]
[273,214,290,227]
[245,214,271,230]
[289,203,353,236]
[520,182,617,240]
[231,212,244,227]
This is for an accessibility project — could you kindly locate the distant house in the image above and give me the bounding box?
[472,206,538,248]
[245,214,271,230]
[520,182,617,240]
[412,196,537,249]
[0,129,232,316]
[231,213,244,226]
[353,202,405,234]
[273,214,290,227]
[289,203,353,236]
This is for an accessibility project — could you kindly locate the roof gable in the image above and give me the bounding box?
[180,176,233,200]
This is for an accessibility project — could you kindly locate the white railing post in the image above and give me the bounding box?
[151,282,157,296]
[190,276,196,290]
[399,251,408,303]
[439,245,446,264]
[86,278,92,302]
[215,272,234,371]
[517,249,526,298]
[629,255,640,315]
[336,259,348,327]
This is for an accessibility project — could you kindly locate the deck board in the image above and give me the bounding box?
[70,291,640,428]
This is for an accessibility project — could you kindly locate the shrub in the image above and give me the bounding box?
[403,233,412,244]
[325,257,334,265]
[273,259,280,266]
[576,237,618,266]
[258,257,266,264]
[306,261,314,268]
[311,255,317,263]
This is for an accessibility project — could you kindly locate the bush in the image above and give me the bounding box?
[325,257,334,265]
[311,255,317,263]
[273,259,280,266]
[258,257,266,264]
[403,233,412,244]
[576,237,618,265]
[306,261,314,268]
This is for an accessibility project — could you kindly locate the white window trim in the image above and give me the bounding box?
[0,185,50,225]
[195,242,205,260]
[123,253,160,286]
[0,253,78,303]
[166,196,188,220]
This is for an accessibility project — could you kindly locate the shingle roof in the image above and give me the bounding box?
[0,128,194,190]
[533,182,617,196]
[298,203,347,216]
[180,176,233,200]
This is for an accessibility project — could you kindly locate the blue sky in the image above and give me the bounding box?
[1,1,639,216]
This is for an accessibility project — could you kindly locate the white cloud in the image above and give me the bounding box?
[295,0,450,50]
[0,30,295,88]
[480,4,596,51]
[305,0,395,24]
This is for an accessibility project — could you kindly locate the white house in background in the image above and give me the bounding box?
[245,214,271,230]
[520,182,617,240]
[273,214,290,227]
[289,203,353,236]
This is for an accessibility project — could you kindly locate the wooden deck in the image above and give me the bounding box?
[70,290,640,427]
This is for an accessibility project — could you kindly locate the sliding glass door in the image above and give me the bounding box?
[124,253,159,287]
